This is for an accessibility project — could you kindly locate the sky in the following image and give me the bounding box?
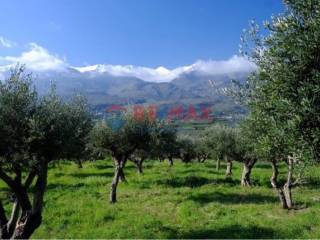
[0,0,284,81]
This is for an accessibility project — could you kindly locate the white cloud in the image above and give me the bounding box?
[0,43,67,71]
[74,55,255,82]
[191,55,256,76]
[74,64,192,82]
[0,41,255,82]
[0,36,16,48]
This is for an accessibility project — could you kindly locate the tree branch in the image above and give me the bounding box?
[24,170,37,188]
[6,199,20,236]
[270,161,279,189]
[0,169,17,190]
[0,168,32,212]
[32,161,48,214]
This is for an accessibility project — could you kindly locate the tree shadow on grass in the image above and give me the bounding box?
[255,163,272,169]
[146,223,281,239]
[188,191,278,205]
[172,225,283,239]
[206,170,226,175]
[70,172,113,178]
[302,176,320,190]
[177,169,199,176]
[156,176,210,188]
[213,178,241,185]
[156,176,240,188]
[94,163,114,170]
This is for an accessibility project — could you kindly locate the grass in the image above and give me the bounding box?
[1,160,320,238]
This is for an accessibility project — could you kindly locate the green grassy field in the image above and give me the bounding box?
[1,160,320,239]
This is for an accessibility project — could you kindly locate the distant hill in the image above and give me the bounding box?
[1,67,250,121]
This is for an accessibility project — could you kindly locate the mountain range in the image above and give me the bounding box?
[0,65,251,120]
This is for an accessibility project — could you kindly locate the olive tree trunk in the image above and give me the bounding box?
[241,159,257,186]
[76,159,83,168]
[283,157,294,208]
[270,159,295,209]
[118,159,127,182]
[135,158,145,174]
[110,157,126,203]
[110,164,121,203]
[0,199,19,239]
[0,162,48,239]
[12,210,42,239]
[225,155,232,177]
[270,161,288,209]
[13,162,47,239]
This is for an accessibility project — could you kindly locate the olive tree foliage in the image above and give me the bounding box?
[0,66,92,239]
[203,125,237,176]
[228,0,320,208]
[202,123,258,185]
[151,121,178,166]
[193,136,211,163]
[177,136,196,163]
[91,112,157,203]
[232,123,259,186]
[127,120,178,172]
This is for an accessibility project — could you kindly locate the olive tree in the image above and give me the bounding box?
[0,66,92,239]
[129,149,149,174]
[91,113,155,203]
[194,136,211,163]
[232,124,258,186]
[152,121,178,166]
[204,125,237,176]
[177,137,196,163]
[123,120,178,174]
[233,0,320,208]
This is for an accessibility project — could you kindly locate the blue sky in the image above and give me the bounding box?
[0,0,283,70]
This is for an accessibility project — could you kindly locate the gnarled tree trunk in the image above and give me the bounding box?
[270,161,288,209]
[137,158,144,174]
[0,162,48,239]
[110,163,121,203]
[132,157,145,174]
[129,156,144,174]
[6,198,20,237]
[76,159,83,168]
[168,156,173,166]
[110,156,127,203]
[12,162,47,239]
[118,159,127,182]
[241,159,257,186]
[12,210,42,239]
[225,155,232,177]
[283,157,294,209]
